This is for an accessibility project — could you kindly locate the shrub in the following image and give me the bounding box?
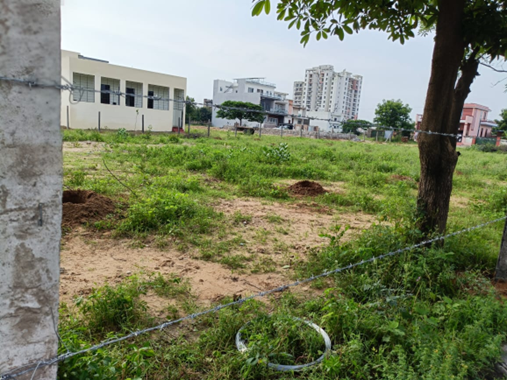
[120,189,198,233]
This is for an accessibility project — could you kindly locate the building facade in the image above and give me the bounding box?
[212,78,290,128]
[61,50,186,132]
[293,65,363,124]
[415,103,497,144]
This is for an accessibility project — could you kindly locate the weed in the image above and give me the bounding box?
[266,214,284,224]
[74,276,149,336]
[233,211,253,224]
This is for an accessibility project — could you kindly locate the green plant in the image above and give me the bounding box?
[262,142,291,164]
[240,314,325,369]
[116,128,129,141]
[68,170,86,187]
[75,277,149,336]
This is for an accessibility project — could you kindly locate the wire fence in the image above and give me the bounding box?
[1,216,506,379]
[0,74,460,139]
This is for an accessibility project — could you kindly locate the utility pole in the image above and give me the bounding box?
[0,1,61,379]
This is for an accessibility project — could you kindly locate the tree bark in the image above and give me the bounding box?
[417,0,468,236]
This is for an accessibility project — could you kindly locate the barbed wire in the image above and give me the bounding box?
[0,74,458,138]
[1,215,505,380]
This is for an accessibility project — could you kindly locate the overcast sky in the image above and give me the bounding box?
[61,0,506,121]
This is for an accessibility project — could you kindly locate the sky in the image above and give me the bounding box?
[61,0,507,121]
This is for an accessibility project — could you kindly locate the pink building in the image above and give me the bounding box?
[459,103,496,138]
[415,103,498,145]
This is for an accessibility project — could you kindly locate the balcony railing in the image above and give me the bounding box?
[265,107,287,115]
[245,78,276,88]
[261,93,283,100]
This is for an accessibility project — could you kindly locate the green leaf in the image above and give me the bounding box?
[336,27,345,41]
[251,1,265,16]
[264,0,271,14]
[343,24,353,34]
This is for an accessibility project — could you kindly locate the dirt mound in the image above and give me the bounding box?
[288,181,327,197]
[62,190,115,226]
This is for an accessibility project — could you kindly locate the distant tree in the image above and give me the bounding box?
[494,109,507,133]
[374,100,413,130]
[342,119,372,134]
[185,96,198,124]
[216,101,264,126]
[199,107,212,123]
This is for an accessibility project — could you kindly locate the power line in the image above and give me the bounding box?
[0,74,459,139]
[1,215,505,380]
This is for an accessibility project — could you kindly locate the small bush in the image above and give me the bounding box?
[120,189,199,233]
[262,142,291,164]
[75,277,148,335]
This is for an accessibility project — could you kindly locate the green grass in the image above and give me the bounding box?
[58,129,507,379]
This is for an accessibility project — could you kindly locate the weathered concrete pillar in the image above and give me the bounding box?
[0,0,61,379]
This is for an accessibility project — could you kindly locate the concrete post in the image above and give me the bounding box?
[0,1,61,379]
[495,217,507,281]
[207,121,211,138]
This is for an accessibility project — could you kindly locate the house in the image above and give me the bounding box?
[293,104,310,131]
[415,103,498,145]
[211,78,290,128]
[61,50,187,132]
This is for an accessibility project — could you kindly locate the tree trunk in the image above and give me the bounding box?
[417,0,469,236]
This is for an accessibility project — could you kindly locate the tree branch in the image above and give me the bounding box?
[480,62,507,73]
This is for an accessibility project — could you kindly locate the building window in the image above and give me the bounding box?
[126,81,143,108]
[101,77,120,105]
[248,87,254,93]
[73,73,95,103]
[147,84,169,110]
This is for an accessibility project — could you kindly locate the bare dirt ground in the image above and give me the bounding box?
[60,198,377,309]
[60,230,286,306]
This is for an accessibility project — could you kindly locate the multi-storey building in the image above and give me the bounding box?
[212,78,289,128]
[293,65,362,128]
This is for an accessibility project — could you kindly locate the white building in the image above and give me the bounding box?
[293,65,362,130]
[61,50,186,132]
[212,78,289,128]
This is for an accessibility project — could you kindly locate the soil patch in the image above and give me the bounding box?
[62,190,115,226]
[390,174,415,182]
[288,181,327,197]
[59,231,288,306]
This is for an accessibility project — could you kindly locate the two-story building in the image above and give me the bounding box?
[211,78,289,128]
[415,103,498,145]
[61,50,186,132]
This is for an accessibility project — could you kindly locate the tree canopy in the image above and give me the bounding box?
[185,96,212,124]
[374,100,413,130]
[342,119,372,134]
[216,100,264,125]
[251,0,507,60]
[494,108,507,132]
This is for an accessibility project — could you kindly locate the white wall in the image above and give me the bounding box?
[61,50,186,132]
[0,1,61,378]
[306,111,343,132]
